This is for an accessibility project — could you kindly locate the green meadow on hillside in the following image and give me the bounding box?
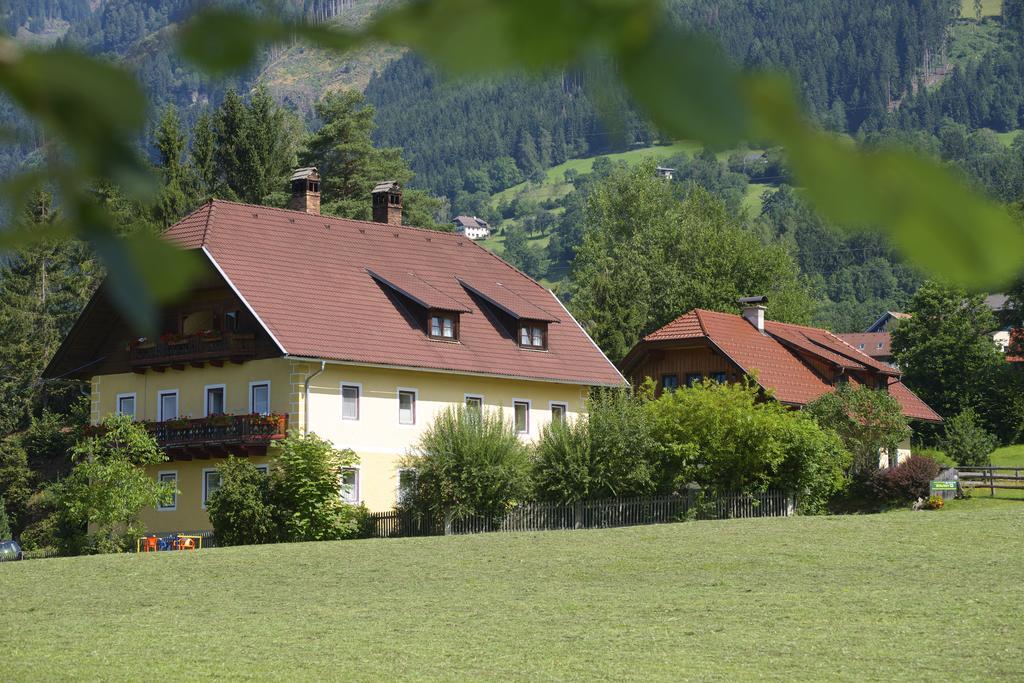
[3,509,1022,680]
[480,142,777,287]
[960,0,1002,18]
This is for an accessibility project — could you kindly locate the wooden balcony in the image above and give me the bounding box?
[128,332,256,372]
[145,414,288,459]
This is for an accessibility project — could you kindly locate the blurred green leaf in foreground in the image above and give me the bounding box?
[0,38,201,334]
[1,0,1021,340]
[182,0,1024,290]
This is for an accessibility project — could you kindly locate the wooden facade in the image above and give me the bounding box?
[626,340,742,393]
[45,261,283,380]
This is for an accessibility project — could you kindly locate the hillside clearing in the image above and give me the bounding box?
[3,509,1022,680]
[960,0,1002,18]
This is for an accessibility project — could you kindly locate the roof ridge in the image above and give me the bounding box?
[202,199,215,246]
[207,198,464,239]
[693,309,710,336]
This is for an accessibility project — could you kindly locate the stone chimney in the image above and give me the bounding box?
[739,295,768,333]
[372,180,403,226]
[288,167,321,215]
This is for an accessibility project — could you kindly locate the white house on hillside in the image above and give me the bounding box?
[452,215,491,240]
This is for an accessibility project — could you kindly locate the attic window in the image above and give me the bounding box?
[429,312,459,341]
[518,321,547,350]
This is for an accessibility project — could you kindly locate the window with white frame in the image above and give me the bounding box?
[157,471,177,511]
[397,468,417,505]
[202,469,222,508]
[116,393,136,419]
[465,394,483,417]
[513,400,530,434]
[250,382,270,415]
[205,385,226,416]
[398,390,416,425]
[550,402,567,424]
[341,384,360,420]
[340,468,359,503]
[158,391,179,422]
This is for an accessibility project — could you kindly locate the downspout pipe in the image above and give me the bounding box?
[303,360,326,435]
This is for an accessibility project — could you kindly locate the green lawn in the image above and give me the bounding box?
[3,510,1023,680]
[991,444,1024,466]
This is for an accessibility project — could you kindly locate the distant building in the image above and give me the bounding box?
[865,311,911,333]
[452,215,491,240]
[838,332,895,367]
[655,166,675,180]
[619,297,940,468]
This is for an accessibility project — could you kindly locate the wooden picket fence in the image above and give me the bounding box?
[367,490,795,538]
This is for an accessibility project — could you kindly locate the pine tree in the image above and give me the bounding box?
[214,89,248,201]
[152,105,192,227]
[300,90,442,225]
[190,111,218,199]
[0,193,99,433]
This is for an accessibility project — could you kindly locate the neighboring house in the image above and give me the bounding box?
[44,170,624,533]
[618,298,941,467]
[837,332,894,367]
[865,310,911,333]
[452,215,491,240]
[655,166,675,180]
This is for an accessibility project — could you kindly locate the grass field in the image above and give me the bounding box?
[3,509,1023,680]
[960,0,1002,18]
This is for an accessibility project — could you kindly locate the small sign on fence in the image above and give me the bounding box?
[930,480,957,500]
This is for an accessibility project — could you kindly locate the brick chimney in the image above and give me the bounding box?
[371,180,403,226]
[288,167,321,215]
[739,295,768,333]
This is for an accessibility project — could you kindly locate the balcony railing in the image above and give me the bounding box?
[145,414,287,453]
[128,332,256,370]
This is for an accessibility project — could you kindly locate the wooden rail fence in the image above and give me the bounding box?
[957,466,1024,497]
[367,490,795,539]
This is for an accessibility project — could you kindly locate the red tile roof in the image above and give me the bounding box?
[625,308,940,422]
[887,379,942,422]
[164,200,624,386]
[457,277,561,322]
[367,267,471,313]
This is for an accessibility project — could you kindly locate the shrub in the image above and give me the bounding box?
[534,417,592,503]
[870,455,941,504]
[940,408,998,467]
[207,435,365,546]
[924,495,945,510]
[270,432,361,542]
[534,388,658,503]
[207,457,280,546]
[805,384,910,474]
[52,415,173,553]
[645,380,851,512]
[0,436,33,536]
[401,406,532,521]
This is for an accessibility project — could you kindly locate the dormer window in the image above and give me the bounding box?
[519,321,547,350]
[429,312,459,341]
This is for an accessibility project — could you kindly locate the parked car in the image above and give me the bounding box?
[0,540,23,562]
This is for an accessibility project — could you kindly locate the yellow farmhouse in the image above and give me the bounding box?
[44,171,624,534]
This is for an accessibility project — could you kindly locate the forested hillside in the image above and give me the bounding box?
[367,0,963,212]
